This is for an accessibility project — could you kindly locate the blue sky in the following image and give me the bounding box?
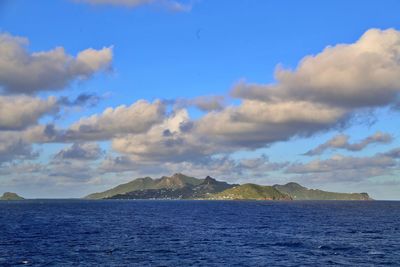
[1,0,400,199]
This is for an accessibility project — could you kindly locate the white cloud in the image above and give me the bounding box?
[0,33,112,94]
[0,95,58,130]
[111,109,213,162]
[194,28,400,152]
[13,28,400,168]
[4,28,400,191]
[18,28,400,165]
[304,132,393,156]
[196,100,347,150]
[232,28,400,109]
[65,99,166,141]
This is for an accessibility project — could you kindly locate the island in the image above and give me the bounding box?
[85,173,372,201]
[0,192,25,201]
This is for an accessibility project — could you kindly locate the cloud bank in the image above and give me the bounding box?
[2,28,400,196]
[16,28,400,165]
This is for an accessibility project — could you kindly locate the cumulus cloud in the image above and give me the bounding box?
[111,109,213,162]
[0,95,58,130]
[0,134,37,164]
[0,33,112,94]
[55,143,104,160]
[195,100,347,151]
[65,99,166,141]
[9,124,59,144]
[192,28,400,152]
[76,0,192,12]
[17,28,400,166]
[232,28,400,108]
[304,132,393,156]
[15,28,400,167]
[5,28,400,188]
[107,99,347,163]
[12,100,166,144]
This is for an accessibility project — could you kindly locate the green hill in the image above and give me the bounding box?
[191,176,237,198]
[155,174,203,189]
[273,182,372,200]
[85,173,202,199]
[0,192,24,201]
[107,176,237,200]
[208,184,292,200]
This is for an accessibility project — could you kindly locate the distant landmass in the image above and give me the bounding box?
[0,192,24,201]
[86,173,210,199]
[85,173,372,201]
[273,182,371,200]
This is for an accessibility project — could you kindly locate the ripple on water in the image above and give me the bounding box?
[0,200,399,266]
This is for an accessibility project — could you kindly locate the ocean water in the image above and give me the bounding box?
[0,200,399,266]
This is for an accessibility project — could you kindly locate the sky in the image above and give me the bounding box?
[0,0,400,199]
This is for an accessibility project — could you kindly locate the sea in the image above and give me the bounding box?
[0,200,399,266]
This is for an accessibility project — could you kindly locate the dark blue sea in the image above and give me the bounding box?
[0,200,399,266]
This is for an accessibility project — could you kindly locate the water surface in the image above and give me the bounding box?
[0,200,399,266]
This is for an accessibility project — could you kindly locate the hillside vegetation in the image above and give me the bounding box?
[273,182,372,200]
[208,184,292,200]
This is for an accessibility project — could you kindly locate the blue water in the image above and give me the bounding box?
[0,200,399,266]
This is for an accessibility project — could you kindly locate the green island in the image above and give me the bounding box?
[0,192,24,201]
[85,173,372,201]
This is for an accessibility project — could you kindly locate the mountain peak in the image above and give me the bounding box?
[204,176,217,184]
[284,182,306,189]
[157,173,203,189]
